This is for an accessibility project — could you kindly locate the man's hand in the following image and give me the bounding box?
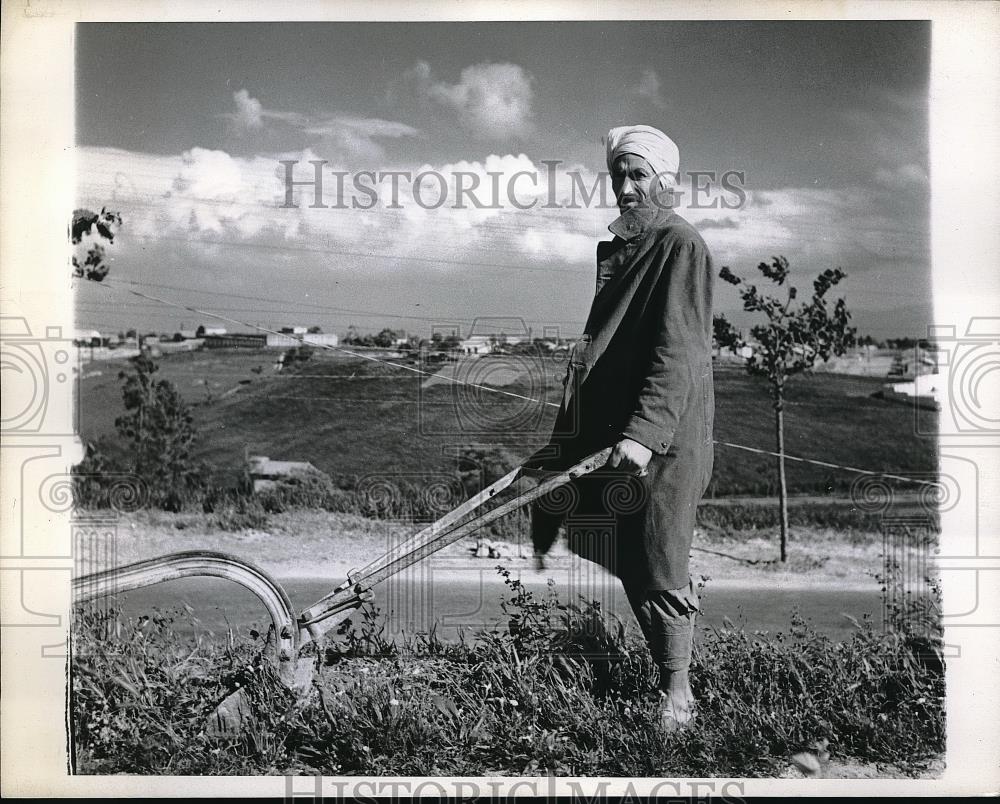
[608,438,653,476]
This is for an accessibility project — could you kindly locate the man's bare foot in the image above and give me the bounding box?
[658,669,696,731]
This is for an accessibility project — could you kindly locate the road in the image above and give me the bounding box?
[100,574,884,645]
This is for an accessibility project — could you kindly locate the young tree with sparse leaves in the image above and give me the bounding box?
[714,256,856,561]
[115,353,201,510]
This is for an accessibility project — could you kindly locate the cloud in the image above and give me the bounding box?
[220,90,418,161]
[76,146,603,271]
[232,89,263,130]
[171,147,244,200]
[79,146,304,244]
[224,89,308,133]
[302,116,420,140]
[76,143,927,320]
[404,61,535,139]
[632,69,667,110]
[875,162,928,189]
[302,115,422,163]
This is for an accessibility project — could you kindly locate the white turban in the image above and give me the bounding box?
[605,124,680,183]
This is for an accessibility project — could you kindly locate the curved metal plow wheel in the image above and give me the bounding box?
[72,550,320,736]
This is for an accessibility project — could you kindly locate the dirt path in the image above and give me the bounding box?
[82,509,926,592]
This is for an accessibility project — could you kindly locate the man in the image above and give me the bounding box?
[529,124,715,729]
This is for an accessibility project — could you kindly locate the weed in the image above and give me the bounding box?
[210,496,269,532]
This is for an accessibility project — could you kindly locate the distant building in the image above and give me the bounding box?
[459,334,526,356]
[280,326,309,335]
[204,333,267,349]
[266,332,339,348]
[158,338,203,354]
[198,331,339,349]
[881,372,941,411]
[713,343,754,362]
[885,347,938,380]
[73,329,104,346]
[460,335,493,355]
[246,455,327,493]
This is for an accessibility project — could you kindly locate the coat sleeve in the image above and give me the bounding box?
[620,236,713,455]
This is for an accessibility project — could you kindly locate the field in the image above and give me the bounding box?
[77,347,937,497]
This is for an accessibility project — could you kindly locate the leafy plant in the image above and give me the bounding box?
[70,207,121,282]
[114,353,204,510]
[714,258,857,560]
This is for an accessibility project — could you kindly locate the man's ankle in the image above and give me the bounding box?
[657,666,690,694]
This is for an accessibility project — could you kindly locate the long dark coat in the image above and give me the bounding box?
[528,204,715,593]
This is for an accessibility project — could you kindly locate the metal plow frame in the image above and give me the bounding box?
[70,448,613,728]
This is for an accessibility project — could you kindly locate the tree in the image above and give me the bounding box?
[714,257,856,562]
[115,354,201,510]
[70,207,121,282]
[372,327,397,348]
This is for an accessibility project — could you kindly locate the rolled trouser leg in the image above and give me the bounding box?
[625,578,699,727]
[625,577,699,678]
[650,611,696,675]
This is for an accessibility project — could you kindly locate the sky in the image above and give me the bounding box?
[73,21,931,340]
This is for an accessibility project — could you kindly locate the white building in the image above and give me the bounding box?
[460,335,493,355]
[883,372,942,410]
[73,329,103,346]
[266,332,339,348]
[459,333,526,356]
[247,455,328,493]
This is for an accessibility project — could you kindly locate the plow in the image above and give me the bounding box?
[72,447,612,732]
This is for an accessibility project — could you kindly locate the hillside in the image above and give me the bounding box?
[77,348,937,496]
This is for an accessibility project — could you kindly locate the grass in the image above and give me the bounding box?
[71,568,944,777]
[78,349,937,499]
[74,349,940,544]
[696,500,939,539]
